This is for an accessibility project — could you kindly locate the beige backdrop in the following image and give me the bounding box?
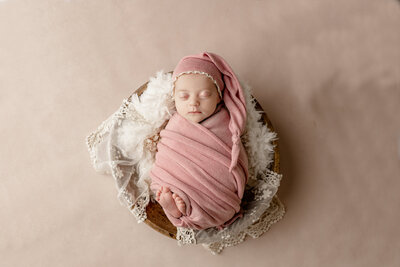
[1,0,399,266]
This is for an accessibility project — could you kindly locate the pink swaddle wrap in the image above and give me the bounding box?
[149,52,248,230]
[150,105,249,229]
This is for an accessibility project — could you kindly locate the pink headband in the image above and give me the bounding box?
[172,52,247,172]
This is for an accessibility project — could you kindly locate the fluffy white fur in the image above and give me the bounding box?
[240,78,277,177]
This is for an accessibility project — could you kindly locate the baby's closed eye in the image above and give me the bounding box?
[179,93,189,99]
[200,91,211,97]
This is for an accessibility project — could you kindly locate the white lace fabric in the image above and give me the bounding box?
[86,71,285,254]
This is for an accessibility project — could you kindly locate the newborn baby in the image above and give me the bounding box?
[155,73,222,217]
[150,52,249,230]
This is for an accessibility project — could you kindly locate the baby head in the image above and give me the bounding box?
[173,73,221,123]
[172,54,225,123]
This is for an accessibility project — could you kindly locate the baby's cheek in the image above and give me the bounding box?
[175,103,187,117]
[174,100,182,111]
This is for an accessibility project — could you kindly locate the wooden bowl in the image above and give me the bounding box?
[129,77,280,239]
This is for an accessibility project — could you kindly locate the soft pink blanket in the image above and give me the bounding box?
[150,106,249,230]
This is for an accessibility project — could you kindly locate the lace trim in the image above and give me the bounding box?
[86,98,134,170]
[202,196,286,255]
[252,170,282,201]
[130,192,150,223]
[176,227,197,245]
[172,71,222,99]
[86,98,152,223]
[86,113,117,171]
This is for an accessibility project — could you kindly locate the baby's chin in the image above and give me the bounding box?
[182,113,206,123]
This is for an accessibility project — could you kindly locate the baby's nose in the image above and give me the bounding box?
[189,97,200,106]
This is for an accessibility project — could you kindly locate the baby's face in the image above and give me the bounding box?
[173,73,221,123]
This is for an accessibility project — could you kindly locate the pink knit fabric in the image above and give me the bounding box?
[150,106,249,230]
[172,52,247,172]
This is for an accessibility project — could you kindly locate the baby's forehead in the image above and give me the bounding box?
[174,73,217,91]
